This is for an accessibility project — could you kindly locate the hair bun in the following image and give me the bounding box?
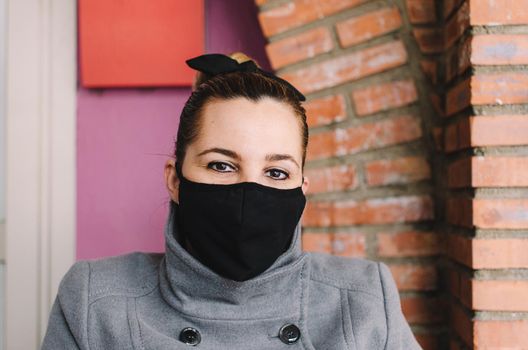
[229,52,261,68]
[192,52,260,90]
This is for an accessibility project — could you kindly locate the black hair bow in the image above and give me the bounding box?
[186,53,306,101]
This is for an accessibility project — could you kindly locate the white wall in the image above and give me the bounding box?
[0,0,6,349]
[0,0,5,222]
[6,0,75,348]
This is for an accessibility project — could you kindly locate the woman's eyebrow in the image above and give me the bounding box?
[197,147,241,159]
[266,154,300,169]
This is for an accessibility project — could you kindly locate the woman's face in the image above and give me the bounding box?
[165,96,309,203]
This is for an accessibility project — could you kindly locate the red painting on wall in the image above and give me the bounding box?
[79,0,204,87]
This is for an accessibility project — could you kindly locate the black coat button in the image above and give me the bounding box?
[279,324,301,344]
[179,327,201,346]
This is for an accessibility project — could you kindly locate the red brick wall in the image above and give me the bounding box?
[257,0,444,348]
[256,0,528,349]
[442,0,528,349]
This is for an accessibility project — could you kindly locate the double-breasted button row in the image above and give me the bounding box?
[178,323,301,346]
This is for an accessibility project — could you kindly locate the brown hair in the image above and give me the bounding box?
[175,52,308,175]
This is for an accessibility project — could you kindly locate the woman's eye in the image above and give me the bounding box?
[208,162,235,172]
[266,169,289,180]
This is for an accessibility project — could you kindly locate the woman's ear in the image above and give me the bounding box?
[301,175,309,195]
[164,158,180,203]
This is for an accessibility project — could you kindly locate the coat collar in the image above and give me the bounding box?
[159,201,309,320]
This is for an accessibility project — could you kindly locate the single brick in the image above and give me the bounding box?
[258,0,367,37]
[307,115,422,161]
[472,72,528,106]
[472,280,528,311]
[351,79,418,116]
[445,78,470,116]
[302,232,332,253]
[302,200,333,227]
[445,115,528,152]
[306,130,336,161]
[400,295,445,324]
[302,195,433,226]
[473,156,528,187]
[339,114,423,155]
[301,232,366,257]
[334,195,434,225]
[473,198,528,229]
[474,320,528,349]
[470,0,528,25]
[305,94,346,128]
[444,1,469,49]
[448,155,528,188]
[447,235,528,269]
[405,0,437,24]
[388,264,438,291]
[470,115,528,147]
[280,41,408,94]
[266,27,333,69]
[473,238,528,269]
[377,231,443,257]
[304,164,357,194]
[472,35,528,65]
[336,6,402,47]
[365,156,431,186]
[413,28,444,54]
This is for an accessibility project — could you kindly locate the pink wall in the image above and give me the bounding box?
[77,0,270,260]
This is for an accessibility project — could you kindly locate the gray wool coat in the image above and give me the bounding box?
[41,204,422,350]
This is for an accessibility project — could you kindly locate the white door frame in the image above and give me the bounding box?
[5,0,76,348]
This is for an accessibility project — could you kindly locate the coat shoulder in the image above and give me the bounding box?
[61,252,164,303]
[307,252,384,299]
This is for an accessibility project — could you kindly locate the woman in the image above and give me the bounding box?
[41,53,421,349]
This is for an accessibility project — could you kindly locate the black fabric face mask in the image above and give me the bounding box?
[174,168,306,282]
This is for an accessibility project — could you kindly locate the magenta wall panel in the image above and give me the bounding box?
[76,89,187,259]
[76,0,270,260]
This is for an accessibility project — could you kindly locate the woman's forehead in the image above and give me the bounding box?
[193,97,303,159]
[202,96,295,122]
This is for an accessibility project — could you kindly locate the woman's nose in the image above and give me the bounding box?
[238,171,261,184]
